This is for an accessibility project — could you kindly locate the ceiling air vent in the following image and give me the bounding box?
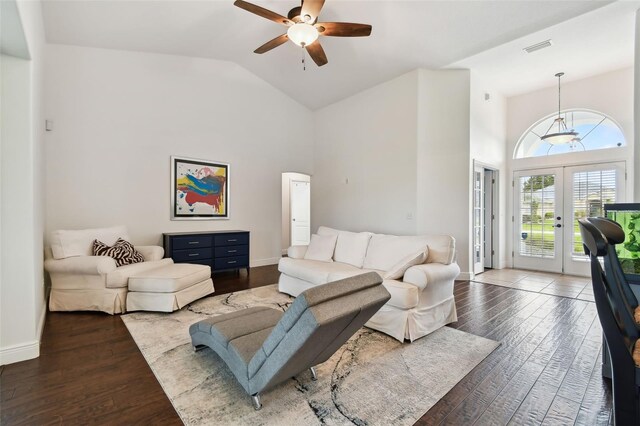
[523,39,553,54]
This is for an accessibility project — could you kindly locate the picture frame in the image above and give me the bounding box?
[171,156,229,220]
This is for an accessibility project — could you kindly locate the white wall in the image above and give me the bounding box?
[469,72,508,268]
[635,11,640,201]
[44,45,314,267]
[0,0,47,365]
[313,69,481,278]
[312,70,419,235]
[417,69,473,278]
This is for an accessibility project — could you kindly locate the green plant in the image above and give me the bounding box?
[612,212,640,274]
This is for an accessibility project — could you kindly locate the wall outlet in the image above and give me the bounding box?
[406,212,413,220]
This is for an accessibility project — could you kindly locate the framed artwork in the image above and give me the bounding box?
[171,156,229,220]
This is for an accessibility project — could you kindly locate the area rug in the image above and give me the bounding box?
[122,284,499,426]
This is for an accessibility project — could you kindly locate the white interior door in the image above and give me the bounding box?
[290,180,310,246]
[513,168,564,273]
[473,167,485,275]
[563,162,626,276]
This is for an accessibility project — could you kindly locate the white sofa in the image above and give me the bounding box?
[45,225,173,314]
[278,226,460,342]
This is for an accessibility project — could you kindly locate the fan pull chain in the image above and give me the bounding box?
[301,45,306,71]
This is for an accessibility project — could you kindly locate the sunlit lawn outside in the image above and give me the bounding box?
[520,219,583,254]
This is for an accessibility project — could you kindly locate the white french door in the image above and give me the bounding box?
[514,168,564,273]
[514,162,625,276]
[473,166,485,275]
[563,163,625,275]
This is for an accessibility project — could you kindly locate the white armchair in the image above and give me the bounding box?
[44,226,172,314]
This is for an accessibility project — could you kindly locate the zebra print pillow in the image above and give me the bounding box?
[92,238,145,267]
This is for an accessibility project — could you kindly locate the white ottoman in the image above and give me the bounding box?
[127,263,214,312]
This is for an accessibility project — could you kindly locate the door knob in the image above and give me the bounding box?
[556,216,561,220]
[556,224,562,228]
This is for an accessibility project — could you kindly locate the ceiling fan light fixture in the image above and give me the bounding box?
[287,23,319,47]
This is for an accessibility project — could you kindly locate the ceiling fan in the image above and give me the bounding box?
[233,0,372,67]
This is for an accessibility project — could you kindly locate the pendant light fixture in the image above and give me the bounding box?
[541,72,578,145]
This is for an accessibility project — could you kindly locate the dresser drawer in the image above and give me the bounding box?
[181,259,212,267]
[214,233,249,246]
[214,245,249,258]
[171,235,212,250]
[214,255,249,270]
[172,248,213,262]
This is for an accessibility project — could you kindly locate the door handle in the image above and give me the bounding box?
[555,224,562,228]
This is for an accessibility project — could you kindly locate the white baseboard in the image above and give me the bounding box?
[0,340,40,366]
[457,271,474,281]
[250,257,280,268]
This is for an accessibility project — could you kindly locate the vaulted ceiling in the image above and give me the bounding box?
[42,1,624,109]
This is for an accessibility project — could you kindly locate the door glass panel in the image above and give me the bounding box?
[474,171,482,264]
[519,174,555,258]
[571,169,617,256]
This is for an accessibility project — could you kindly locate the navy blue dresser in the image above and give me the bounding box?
[163,230,250,273]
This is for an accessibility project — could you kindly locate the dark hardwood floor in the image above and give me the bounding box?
[1,266,612,425]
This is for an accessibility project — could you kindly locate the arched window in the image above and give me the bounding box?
[514,109,626,159]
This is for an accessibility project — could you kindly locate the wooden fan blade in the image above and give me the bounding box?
[316,22,372,37]
[234,0,293,26]
[254,34,289,54]
[305,41,328,66]
[300,0,325,22]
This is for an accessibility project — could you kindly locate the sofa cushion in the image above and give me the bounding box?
[382,280,420,309]
[93,238,144,267]
[334,231,372,268]
[383,250,427,280]
[423,234,456,265]
[317,226,340,237]
[278,257,364,285]
[328,268,384,282]
[128,263,211,293]
[51,225,130,259]
[105,258,173,288]
[304,234,337,263]
[363,234,430,271]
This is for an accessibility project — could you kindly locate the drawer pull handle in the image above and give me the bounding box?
[188,253,199,257]
[228,260,237,264]
[188,241,199,245]
[228,239,237,242]
[228,250,237,253]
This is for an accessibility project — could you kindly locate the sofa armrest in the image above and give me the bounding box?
[135,245,164,261]
[287,245,308,259]
[44,256,117,275]
[402,262,461,291]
